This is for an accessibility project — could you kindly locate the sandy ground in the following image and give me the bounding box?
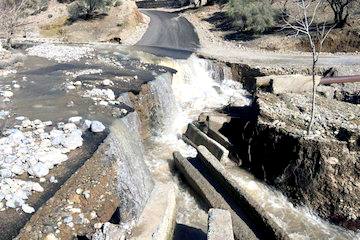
[122,12,150,45]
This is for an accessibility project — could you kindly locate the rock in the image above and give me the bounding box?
[31,182,44,192]
[49,176,58,183]
[63,216,73,224]
[101,222,125,240]
[91,121,106,133]
[66,85,76,90]
[11,164,24,175]
[0,169,13,178]
[74,81,82,86]
[0,110,9,119]
[44,121,53,126]
[13,84,21,89]
[22,119,32,128]
[2,91,14,98]
[15,116,26,121]
[83,190,90,199]
[102,79,114,86]
[83,120,92,129]
[90,211,98,220]
[94,223,103,229]
[38,150,68,166]
[61,131,83,150]
[76,188,83,195]
[44,233,58,240]
[22,204,35,214]
[29,162,49,178]
[68,116,82,124]
[99,100,109,106]
[84,88,115,101]
[63,123,77,132]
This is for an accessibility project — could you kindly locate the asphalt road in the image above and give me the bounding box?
[134,10,200,58]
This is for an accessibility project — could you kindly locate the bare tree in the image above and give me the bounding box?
[326,0,357,27]
[0,0,29,49]
[282,0,335,135]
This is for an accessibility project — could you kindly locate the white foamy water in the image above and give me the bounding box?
[142,54,250,231]
[228,168,360,240]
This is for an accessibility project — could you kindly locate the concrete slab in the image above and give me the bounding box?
[208,208,234,240]
[183,123,229,164]
[197,145,289,240]
[173,151,259,240]
[129,182,177,240]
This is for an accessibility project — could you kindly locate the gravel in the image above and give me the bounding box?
[0,117,89,213]
[26,43,95,63]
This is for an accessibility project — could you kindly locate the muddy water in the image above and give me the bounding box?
[0,46,174,126]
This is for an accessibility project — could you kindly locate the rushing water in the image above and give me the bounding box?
[135,54,360,239]
[141,55,249,232]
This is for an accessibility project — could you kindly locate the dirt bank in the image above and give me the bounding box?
[217,91,360,230]
[12,0,149,45]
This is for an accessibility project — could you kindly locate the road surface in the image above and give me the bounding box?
[134,10,200,59]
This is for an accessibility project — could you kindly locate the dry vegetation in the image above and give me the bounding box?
[198,0,360,53]
[0,0,147,44]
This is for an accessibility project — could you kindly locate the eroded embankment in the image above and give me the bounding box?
[215,92,360,230]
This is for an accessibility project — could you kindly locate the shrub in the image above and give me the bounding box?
[67,0,109,20]
[228,0,276,33]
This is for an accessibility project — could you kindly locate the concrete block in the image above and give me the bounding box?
[184,123,229,164]
[173,151,258,240]
[197,146,289,240]
[256,74,321,94]
[130,183,177,240]
[208,208,234,240]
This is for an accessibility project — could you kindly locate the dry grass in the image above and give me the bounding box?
[39,16,68,38]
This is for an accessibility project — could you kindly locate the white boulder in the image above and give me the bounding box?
[91,121,105,133]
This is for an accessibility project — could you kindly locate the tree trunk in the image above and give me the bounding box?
[307,52,317,135]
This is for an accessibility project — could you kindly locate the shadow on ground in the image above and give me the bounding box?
[173,224,207,240]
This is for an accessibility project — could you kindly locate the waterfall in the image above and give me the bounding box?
[107,110,154,226]
[148,73,178,136]
[148,54,250,145]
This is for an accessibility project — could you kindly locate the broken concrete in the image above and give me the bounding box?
[197,146,289,240]
[218,92,360,229]
[255,74,322,94]
[174,151,268,240]
[129,183,177,240]
[183,123,230,164]
[208,208,234,240]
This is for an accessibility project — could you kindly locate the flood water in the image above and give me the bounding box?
[1,43,359,240]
